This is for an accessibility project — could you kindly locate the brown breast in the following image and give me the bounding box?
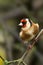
[20,23,39,41]
[21,31,31,41]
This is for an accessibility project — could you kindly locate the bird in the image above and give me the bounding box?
[19,18,39,43]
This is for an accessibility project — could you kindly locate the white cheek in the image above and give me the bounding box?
[26,23,30,28]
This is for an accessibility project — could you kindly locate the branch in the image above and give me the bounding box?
[0,29,43,65]
[31,29,43,47]
[16,29,43,65]
[0,56,5,61]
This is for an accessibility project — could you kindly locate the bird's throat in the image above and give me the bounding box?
[23,24,26,28]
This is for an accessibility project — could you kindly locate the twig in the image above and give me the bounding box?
[6,29,43,65]
[0,56,5,61]
[0,29,43,65]
[23,61,27,65]
[16,29,43,65]
[31,29,43,47]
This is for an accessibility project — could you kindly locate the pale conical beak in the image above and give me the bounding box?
[19,23,23,26]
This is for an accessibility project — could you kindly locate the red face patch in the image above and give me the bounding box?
[20,19,27,28]
[21,19,26,23]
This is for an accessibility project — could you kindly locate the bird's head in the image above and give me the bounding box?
[19,18,32,30]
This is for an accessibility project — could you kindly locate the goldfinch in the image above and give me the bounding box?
[19,18,39,43]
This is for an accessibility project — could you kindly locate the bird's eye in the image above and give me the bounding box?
[22,22,26,25]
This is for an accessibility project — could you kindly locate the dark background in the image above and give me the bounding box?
[0,0,43,65]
